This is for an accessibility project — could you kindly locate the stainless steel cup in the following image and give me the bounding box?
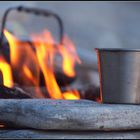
[95,48,140,104]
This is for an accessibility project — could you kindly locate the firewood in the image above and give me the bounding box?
[22,84,100,100]
[55,71,76,87]
[1,42,76,88]
[0,85,31,99]
[21,86,48,98]
[0,99,140,131]
[18,84,100,100]
[0,84,99,100]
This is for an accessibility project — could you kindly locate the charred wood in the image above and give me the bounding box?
[0,85,31,99]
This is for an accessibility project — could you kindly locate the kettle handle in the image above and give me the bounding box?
[0,6,64,46]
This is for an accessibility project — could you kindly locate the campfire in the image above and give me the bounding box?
[3,29,81,100]
[0,6,100,102]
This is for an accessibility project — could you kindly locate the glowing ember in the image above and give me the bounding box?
[0,124,5,128]
[3,29,81,100]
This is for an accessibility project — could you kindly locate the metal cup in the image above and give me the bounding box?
[95,48,140,104]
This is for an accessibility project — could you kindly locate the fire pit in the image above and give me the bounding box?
[0,6,140,139]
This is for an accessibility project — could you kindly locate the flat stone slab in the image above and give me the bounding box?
[0,99,140,131]
[0,129,140,139]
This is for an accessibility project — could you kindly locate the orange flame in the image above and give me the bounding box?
[4,29,81,100]
[4,30,40,86]
[63,90,80,100]
[0,56,13,88]
[31,31,63,99]
[58,36,81,77]
[3,30,19,67]
[4,30,44,98]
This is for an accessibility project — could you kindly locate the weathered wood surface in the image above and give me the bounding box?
[0,129,140,139]
[0,99,140,131]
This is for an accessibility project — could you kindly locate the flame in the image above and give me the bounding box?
[58,36,81,77]
[3,30,19,66]
[4,29,81,100]
[63,90,80,100]
[31,31,63,99]
[4,30,40,86]
[4,30,44,98]
[23,65,37,85]
[0,56,13,88]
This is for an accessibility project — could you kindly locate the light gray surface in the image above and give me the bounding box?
[0,99,140,131]
[0,129,140,139]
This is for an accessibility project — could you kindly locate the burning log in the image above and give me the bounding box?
[0,81,99,100]
[0,99,140,131]
[0,29,81,100]
[0,85,31,99]
[20,84,100,100]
